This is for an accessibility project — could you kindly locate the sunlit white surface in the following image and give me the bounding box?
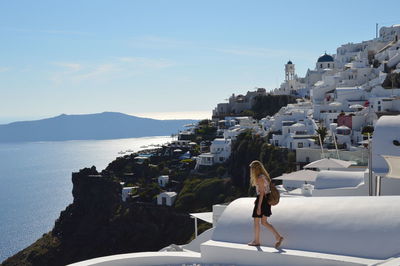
[212,197,400,260]
[70,196,400,266]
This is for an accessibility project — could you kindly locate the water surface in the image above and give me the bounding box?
[0,136,171,261]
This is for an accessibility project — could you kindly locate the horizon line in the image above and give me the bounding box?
[0,110,212,124]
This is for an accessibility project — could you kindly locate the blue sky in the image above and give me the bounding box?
[0,0,399,122]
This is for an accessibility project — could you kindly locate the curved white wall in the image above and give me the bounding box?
[212,197,400,260]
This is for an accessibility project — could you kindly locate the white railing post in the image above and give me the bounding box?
[194,217,198,238]
[368,133,373,196]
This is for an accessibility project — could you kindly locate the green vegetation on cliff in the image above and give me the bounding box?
[194,119,217,142]
[228,130,296,188]
[174,177,242,213]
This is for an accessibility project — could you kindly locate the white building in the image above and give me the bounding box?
[209,138,232,163]
[156,192,177,206]
[157,175,169,188]
[233,116,258,128]
[195,153,215,167]
[273,60,306,96]
[335,39,387,69]
[121,187,136,202]
[222,126,245,140]
[379,24,400,42]
[316,53,335,71]
[169,140,191,149]
[270,118,317,150]
[196,138,232,168]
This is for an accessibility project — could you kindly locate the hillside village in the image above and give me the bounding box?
[208,24,400,165]
[104,24,400,209]
[114,24,400,207]
[210,26,400,160]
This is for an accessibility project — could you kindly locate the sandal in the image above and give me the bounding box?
[275,236,284,249]
[248,241,260,246]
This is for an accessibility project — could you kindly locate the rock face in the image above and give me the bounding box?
[2,167,194,266]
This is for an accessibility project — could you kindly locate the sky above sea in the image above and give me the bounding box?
[1,0,400,121]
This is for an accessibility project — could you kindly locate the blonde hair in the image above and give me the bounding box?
[249,160,271,187]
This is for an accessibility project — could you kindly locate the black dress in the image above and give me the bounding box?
[252,193,272,218]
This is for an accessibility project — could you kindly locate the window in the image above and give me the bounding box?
[306,157,310,163]
[320,64,323,68]
[219,157,224,162]
[328,63,330,68]
[298,142,303,148]
[275,140,279,146]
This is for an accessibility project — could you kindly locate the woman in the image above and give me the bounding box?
[248,160,284,248]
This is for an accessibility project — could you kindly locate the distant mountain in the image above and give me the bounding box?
[0,112,199,142]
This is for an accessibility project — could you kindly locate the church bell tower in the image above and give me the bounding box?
[285,60,295,81]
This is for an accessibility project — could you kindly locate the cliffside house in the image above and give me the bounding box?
[156,192,177,206]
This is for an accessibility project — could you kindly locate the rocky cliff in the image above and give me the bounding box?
[2,167,193,266]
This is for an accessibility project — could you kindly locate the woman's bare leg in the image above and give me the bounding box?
[248,218,261,245]
[254,218,261,244]
[261,216,282,240]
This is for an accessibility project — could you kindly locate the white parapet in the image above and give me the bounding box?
[68,252,201,266]
[69,196,400,266]
[211,197,400,261]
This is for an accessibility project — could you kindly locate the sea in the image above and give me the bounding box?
[0,136,172,262]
